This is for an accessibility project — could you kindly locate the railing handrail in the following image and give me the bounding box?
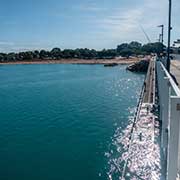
[158,61,180,96]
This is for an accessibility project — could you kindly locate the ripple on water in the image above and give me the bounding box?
[0,65,145,180]
[105,104,161,180]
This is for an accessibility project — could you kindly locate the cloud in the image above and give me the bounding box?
[1,0,179,51]
[36,0,180,49]
[0,41,55,53]
[74,2,107,12]
[99,9,143,30]
[82,0,172,45]
[0,41,15,46]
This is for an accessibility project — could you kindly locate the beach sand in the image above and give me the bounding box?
[0,58,140,65]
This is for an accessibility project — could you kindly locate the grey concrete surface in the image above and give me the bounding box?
[171,60,180,88]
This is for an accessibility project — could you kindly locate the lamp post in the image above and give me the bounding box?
[158,25,164,44]
[162,25,164,44]
[167,0,172,72]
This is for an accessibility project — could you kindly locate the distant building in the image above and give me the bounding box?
[172,39,180,54]
[173,39,180,48]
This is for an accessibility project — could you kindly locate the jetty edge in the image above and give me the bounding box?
[126,58,150,72]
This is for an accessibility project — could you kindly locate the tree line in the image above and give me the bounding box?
[0,41,165,62]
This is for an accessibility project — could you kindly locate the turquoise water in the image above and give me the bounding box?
[0,64,144,180]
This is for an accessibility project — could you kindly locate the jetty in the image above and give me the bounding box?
[122,56,180,180]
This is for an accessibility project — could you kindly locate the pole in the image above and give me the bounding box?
[162,25,164,44]
[167,0,172,72]
[157,25,164,44]
[159,34,161,43]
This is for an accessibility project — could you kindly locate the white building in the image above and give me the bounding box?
[173,39,180,48]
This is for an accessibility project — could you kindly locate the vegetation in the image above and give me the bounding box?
[0,42,165,63]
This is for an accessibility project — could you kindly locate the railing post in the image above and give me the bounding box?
[167,96,180,180]
[178,102,180,177]
[159,66,166,148]
[161,77,170,156]
[156,62,165,148]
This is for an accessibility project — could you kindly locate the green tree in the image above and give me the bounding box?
[40,50,49,59]
[129,41,142,49]
[142,42,164,55]
[117,43,129,54]
[120,48,133,58]
[50,48,62,59]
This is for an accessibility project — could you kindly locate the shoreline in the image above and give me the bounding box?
[0,58,140,65]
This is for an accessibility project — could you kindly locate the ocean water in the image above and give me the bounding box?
[0,64,144,180]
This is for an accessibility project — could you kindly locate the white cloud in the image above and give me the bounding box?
[0,41,55,53]
[1,0,179,51]
[0,41,15,46]
[74,2,107,12]
[83,0,179,46]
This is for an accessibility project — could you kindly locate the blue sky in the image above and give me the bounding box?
[0,0,179,52]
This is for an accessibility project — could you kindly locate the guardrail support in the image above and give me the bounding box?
[161,77,170,156]
[156,59,180,179]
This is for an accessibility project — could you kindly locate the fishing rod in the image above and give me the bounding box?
[139,25,151,44]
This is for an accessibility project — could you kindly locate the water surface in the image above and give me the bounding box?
[0,64,144,180]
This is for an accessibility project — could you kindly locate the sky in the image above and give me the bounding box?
[0,0,180,52]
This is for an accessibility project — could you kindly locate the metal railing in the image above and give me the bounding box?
[156,60,180,180]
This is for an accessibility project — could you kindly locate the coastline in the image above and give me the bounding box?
[0,58,140,65]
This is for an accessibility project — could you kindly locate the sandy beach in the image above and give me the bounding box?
[0,58,140,65]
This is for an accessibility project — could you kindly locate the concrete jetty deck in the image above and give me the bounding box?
[171,60,180,87]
